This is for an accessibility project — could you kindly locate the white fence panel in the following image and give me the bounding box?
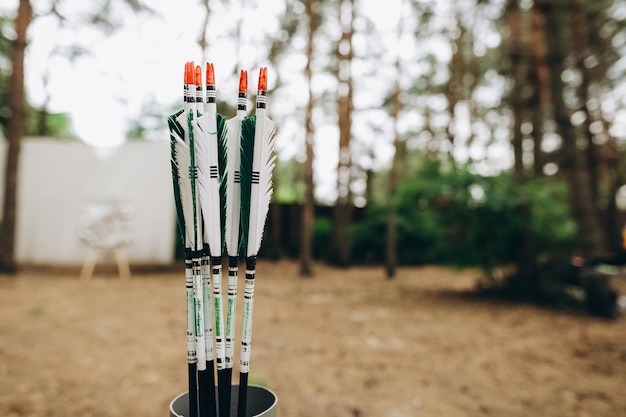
[0,138,176,266]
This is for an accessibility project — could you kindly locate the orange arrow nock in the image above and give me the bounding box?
[239,70,248,93]
[257,67,267,91]
[205,62,215,85]
[195,65,202,87]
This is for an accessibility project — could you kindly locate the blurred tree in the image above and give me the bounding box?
[264,0,308,261]
[0,14,14,134]
[0,0,153,273]
[385,29,404,279]
[30,46,84,138]
[0,0,30,273]
[272,157,304,203]
[503,0,531,182]
[1,17,79,140]
[502,0,539,297]
[332,0,355,267]
[446,7,481,159]
[125,99,177,141]
[539,0,608,259]
[568,0,625,254]
[26,108,74,138]
[587,3,626,253]
[527,3,550,176]
[300,0,322,277]
[471,0,626,303]
[198,0,211,64]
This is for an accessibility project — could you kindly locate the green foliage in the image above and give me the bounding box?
[126,102,169,141]
[0,13,13,137]
[239,115,256,255]
[25,109,77,139]
[347,160,578,302]
[351,204,386,264]
[0,11,76,141]
[384,161,575,269]
[273,157,304,204]
[312,217,333,261]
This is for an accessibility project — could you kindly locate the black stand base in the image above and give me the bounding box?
[169,385,277,417]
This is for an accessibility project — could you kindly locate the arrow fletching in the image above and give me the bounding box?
[168,110,186,241]
[239,114,276,257]
[170,111,195,249]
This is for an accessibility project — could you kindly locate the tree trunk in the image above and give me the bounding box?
[570,0,599,201]
[530,99,544,176]
[445,15,463,157]
[528,5,551,176]
[538,0,608,259]
[502,0,543,298]
[587,8,623,253]
[198,0,211,63]
[333,0,355,267]
[505,0,530,182]
[299,0,318,277]
[300,136,314,275]
[0,0,31,273]
[385,61,403,279]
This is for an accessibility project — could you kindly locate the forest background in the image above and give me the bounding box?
[2,0,626,310]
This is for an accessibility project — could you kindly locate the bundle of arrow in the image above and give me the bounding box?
[168,62,276,417]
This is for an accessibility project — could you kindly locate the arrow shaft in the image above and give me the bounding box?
[237,256,257,417]
[185,256,199,417]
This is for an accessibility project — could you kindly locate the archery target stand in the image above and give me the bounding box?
[80,246,131,280]
[78,198,133,280]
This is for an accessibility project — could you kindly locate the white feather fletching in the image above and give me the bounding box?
[193,112,210,248]
[247,115,277,257]
[194,110,222,257]
[178,111,205,250]
[225,117,242,256]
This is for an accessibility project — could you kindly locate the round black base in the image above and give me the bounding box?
[169,385,277,417]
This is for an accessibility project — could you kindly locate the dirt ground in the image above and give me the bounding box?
[1,260,626,417]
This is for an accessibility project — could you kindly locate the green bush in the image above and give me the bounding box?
[313,217,333,261]
[350,160,577,302]
[351,204,387,264]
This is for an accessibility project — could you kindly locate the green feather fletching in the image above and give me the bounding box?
[217,112,228,254]
[239,115,256,255]
[187,110,201,250]
[168,110,185,243]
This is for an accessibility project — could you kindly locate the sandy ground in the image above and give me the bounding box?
[1,260,626,417]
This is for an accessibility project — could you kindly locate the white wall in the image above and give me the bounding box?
[0,138,176,266]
